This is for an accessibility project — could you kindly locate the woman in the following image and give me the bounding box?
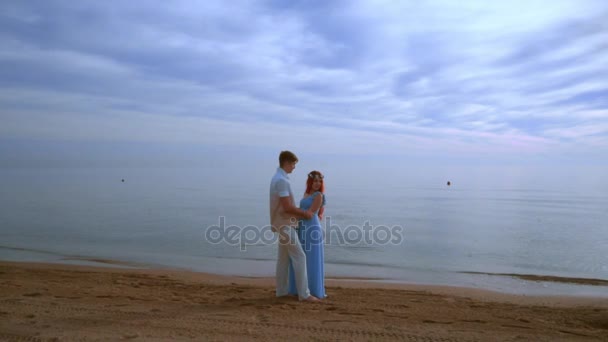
[288,170,326,299]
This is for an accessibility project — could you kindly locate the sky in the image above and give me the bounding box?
[1,0,607,169]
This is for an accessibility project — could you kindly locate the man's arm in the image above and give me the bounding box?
[279,197,312,219]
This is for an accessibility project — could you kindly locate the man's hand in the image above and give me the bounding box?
[280,196,314,220]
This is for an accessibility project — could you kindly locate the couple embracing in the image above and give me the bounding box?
[269,151,326,302]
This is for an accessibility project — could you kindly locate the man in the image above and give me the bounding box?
[269,151,320,302]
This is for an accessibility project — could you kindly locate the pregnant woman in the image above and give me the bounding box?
[288,170,326,299]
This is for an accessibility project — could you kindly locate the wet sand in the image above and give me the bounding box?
[460,271,608,287]
[1,261,607,341]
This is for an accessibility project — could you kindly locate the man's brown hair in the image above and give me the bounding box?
[279,150,298,166]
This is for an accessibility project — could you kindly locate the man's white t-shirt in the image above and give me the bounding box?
[269,167,297,231]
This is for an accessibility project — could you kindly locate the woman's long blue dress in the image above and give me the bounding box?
[288,192,326,298]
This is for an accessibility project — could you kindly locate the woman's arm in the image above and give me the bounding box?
[318,206,325,220]
[309,193,323,215]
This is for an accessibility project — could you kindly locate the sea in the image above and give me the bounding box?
[1,164,607,297]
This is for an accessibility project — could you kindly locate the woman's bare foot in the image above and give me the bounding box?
[302,295,321,302]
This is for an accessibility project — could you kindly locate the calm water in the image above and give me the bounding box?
[1,166,607,296]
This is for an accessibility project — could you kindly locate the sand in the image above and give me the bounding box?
[1,261,607,341]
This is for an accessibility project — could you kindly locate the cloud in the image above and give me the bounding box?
[0,0,607,161]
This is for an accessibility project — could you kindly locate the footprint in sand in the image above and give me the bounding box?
[385,314,409,319]
[209,313,231,317]
[256,314,270,323]
[338,311,365,316]
[461,319,487,324]
[322,319,355,324]
[501,324,532,330]
[53,295,81,299]
[224,296,244,303]
[422,320,453,324]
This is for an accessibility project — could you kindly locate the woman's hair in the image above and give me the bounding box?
[279,150,298,166]
[305,170,325,194]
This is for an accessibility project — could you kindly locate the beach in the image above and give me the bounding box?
[1,261,607,341]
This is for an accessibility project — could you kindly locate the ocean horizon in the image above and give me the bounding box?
[1,164,607,297]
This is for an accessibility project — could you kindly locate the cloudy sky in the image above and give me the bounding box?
[1,0,607,166]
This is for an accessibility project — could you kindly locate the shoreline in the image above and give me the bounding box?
[1,246,608,297]
[460,271,608,287]
[1,260,607,340]
[2,260,608,307]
